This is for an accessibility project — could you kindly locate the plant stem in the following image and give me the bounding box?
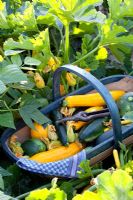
[0,109,19,112]
[64,24,70,64]
[72,45,100,65]
[0,46,4,57]
[89,35,100,50]
[88,184,97,192]
[61,76,68,94]
[74,180,89,190]
[50,28,59,55]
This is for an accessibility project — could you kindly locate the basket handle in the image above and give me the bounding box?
[53,64,122,148]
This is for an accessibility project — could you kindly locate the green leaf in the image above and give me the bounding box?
[76,34,100,69]
[4,36,35,51]
[8,2,38,32]
[107,0,122,20]
[4,164,22,193]
[11,54,22,67]
[19,106,51,129]
[77,160,93,179]
[4,29,51,53]
[109,44,131,63]
[24,56,41,66]
[0,112,15,129]
[48,0,104,25]
[0,64,27,84]
[0,191,12,200]
[4,50,24,56]
[60,182,74,200]
[19,107,35,129]
[0,80,7,94]
[0,175,4,190]
[0,167,12,177]
[122,111,133,122]
[19,106,49,129]
[19,94,51,128]
[59,0,103,12]
[101,20,133,46]
[112,170,132,191]
[29,109,49,124]
[107,0,133,19]
[20,94,41,109]
[97,169,133,200]
[119,0,133,17]
[37,13,56,26]
[0,0,9,29]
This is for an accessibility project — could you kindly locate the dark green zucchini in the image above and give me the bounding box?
[117,92,133,116]
[52,110,68,146]
[79,118,104,142]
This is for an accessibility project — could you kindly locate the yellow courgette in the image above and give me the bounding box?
[63,90,125,107]
[31,123,48,140]
[30,142,84,163]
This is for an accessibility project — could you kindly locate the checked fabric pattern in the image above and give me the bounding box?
[17,150,86,178]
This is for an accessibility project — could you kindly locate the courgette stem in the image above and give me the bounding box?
[88,184,97,192]
[91,169,105,176]
[74,180,89,189]
[72,45,99,65]
[120,150,125,166]
[64,23,70,64]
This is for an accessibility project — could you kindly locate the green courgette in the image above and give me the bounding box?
[52,110,68,146]
[22,138,47,156]
[79,118,104,142]
[117,92,133,116]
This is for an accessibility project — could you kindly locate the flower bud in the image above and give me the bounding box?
[66,72,76,87]
[34,72,45,89]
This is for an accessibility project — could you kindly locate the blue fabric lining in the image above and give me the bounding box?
[17,150,86,178]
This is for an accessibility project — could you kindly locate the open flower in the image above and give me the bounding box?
[96,47,108,60]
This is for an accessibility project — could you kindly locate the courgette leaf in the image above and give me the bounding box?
[4,29,51,52]
[24,57,41,66]
[0,112,15,129]
[47,0,105,25]
[0,64,27,84]
[19,94,51,129]
[0,191,13,200]
[0,175,4,190]
[4,50,24,56]
[107,0,133,20]
[11,54,22,67]
[0,80,7,94]
[97,169,133,200]
[0,167,12,177]
[101,20,133,46]
[8,2,38,32]
[0,0,9,29]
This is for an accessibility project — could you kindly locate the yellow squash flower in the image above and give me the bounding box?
[60,84,66,96]
[34,72,45,89]
[96,47,108,60]
[66,73,76,87]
